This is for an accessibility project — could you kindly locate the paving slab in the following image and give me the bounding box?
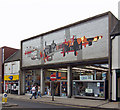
[4,94,120,109]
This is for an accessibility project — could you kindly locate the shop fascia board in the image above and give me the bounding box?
[47,69,67,73]
[47,67,106,73]
[85,66,108,72]
[72,67,94,72]
[48,68,94,73]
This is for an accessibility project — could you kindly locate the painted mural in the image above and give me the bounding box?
[24,35,103,63]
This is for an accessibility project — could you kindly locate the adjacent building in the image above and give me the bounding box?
[0,46,18,93]
[4,50,20,95]
[110,20,120,101]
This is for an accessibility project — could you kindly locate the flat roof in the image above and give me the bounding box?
[21,11,113,43]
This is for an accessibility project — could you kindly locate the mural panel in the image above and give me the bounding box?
[22,37,42,67]
[22,15,108,67]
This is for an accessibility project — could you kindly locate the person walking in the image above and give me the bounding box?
[36,86,42,98]
[30,85,36,99]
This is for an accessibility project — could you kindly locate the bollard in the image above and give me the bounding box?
[2,93,7,104]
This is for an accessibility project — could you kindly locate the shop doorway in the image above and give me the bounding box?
[45,81,67,97]
[54,82,60,96]
[61,81,67,97]
[5,81,19,94]
[116,70,120,101]
[118,77,120,101]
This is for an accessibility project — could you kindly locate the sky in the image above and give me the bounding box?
[0,0,120,49]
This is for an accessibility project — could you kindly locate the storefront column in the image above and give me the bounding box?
[94,70,96,80]
[18,78,20,95]
[112,70,117,101]
[67,66,72,98]
[20,70,25,95]
[40,68,45,95]
[4,80,5,93]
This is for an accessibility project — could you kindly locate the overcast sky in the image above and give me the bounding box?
[0,0,120,49]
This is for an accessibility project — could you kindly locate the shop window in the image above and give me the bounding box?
[73,81,105,98]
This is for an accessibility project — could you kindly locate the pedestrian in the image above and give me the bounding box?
[30,85,36,99]
[36,86,42,98]
[48,88,51,96]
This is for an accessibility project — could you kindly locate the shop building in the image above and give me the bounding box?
[4,50,20,95]
[20,12,119,100]
[110,19,120,101]
[0,46,18,93]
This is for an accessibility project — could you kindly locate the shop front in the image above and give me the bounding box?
[24,68,67,97]
[116,70,120,101]
[73,80,107,99]
[25,70,40,94]
[72,65,108,99]
[21,12,117,100]
[4,75,19,94]
[44,69,67,97]
[4,51,21,95]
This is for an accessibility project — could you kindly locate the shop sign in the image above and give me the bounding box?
[4,75,19,81]
[80,75,93,81]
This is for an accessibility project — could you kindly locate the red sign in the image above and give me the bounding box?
[50,74,56,81]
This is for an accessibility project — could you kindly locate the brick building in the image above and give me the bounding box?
[0,46,18,93]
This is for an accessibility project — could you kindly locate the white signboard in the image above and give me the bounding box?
[80,75,93,81]
[85,88,93,93]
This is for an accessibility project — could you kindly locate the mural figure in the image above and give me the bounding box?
[59,35,103,57]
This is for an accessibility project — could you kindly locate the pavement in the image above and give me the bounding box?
[1,94,120,109]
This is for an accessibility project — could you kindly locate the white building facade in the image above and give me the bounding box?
[4,50,20,95]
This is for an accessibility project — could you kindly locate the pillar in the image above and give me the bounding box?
[112,70,117,101]
[4,80,5,93]
[67,66,72,98]
[18,75,20,95]
[20,70,25,95]
[94,70,96,80]
[40,68,45,95]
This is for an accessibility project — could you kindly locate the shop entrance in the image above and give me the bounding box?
[54,82,60,96]
[5,81,19,94]
[117,77,120,101]
[45,81,67,97]
[116,70,120,101]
